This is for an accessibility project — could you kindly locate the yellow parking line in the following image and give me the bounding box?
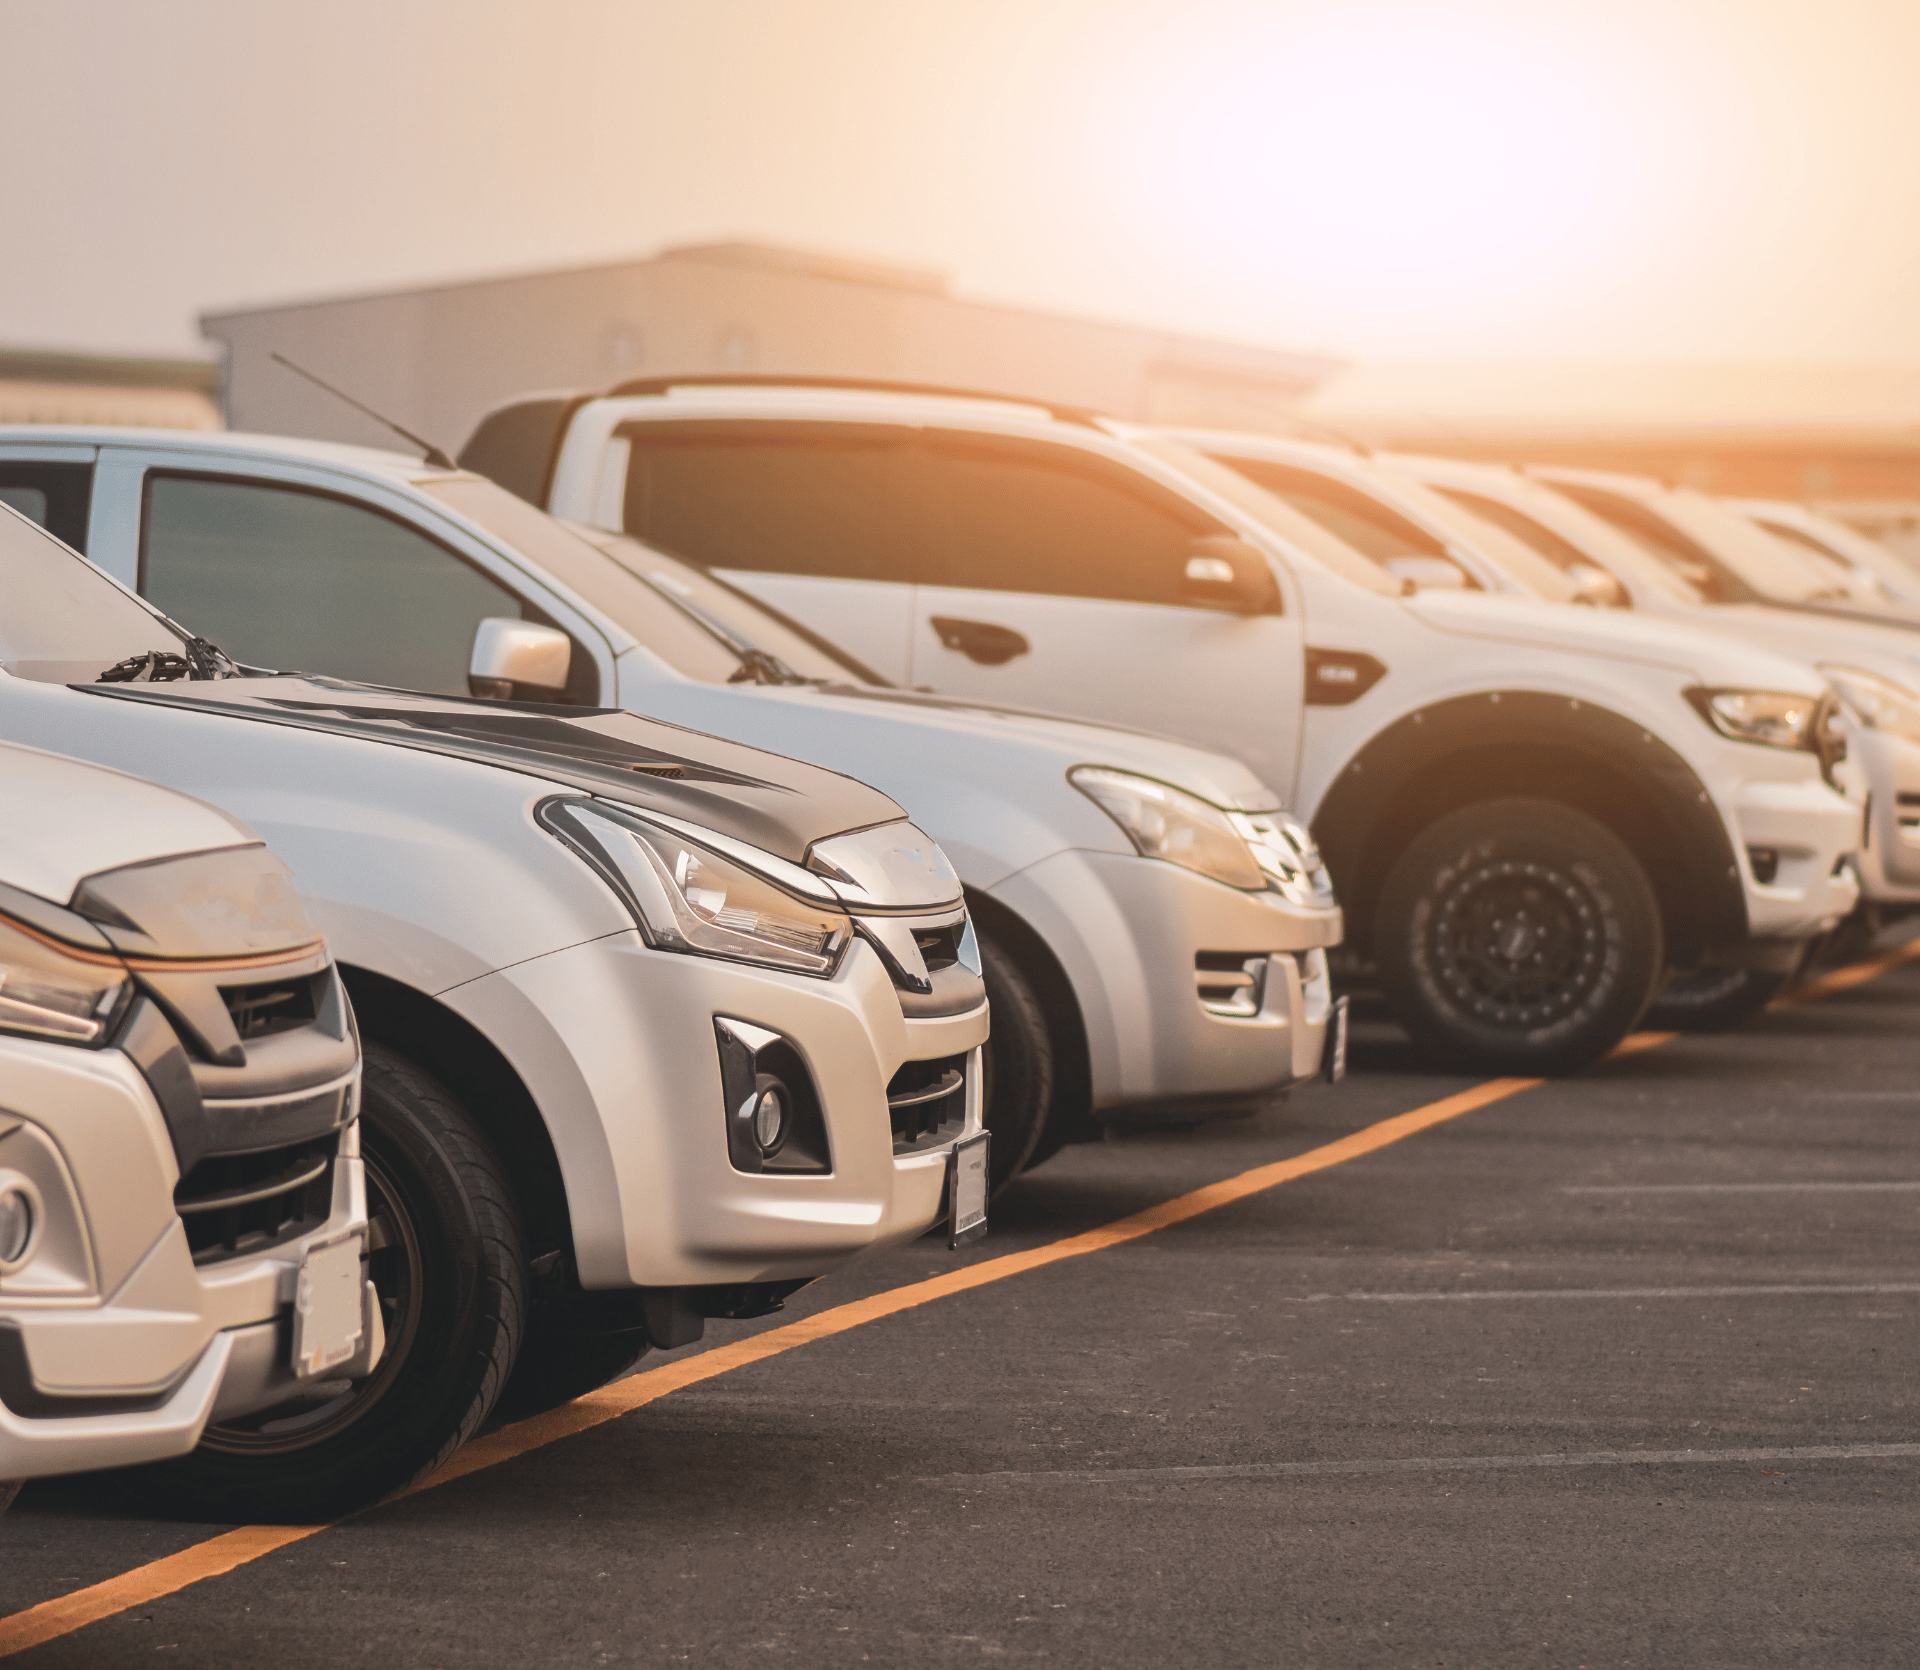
[1774,937,1920,1007]
[4,939,1914,1657]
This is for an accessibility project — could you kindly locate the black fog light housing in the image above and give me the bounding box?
[714,1018,831,1175]
[1747,846,1781,885]
[0,1171,42,1273]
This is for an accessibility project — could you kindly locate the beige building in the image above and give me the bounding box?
[0,348,221,430]
[201,241,1340,459]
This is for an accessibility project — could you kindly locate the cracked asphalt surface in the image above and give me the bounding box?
[4,949,1918,1668]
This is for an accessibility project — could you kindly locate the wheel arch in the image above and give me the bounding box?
[962,888,1095,1137]
[1312,691,1747,962]
[340,965,573,1270]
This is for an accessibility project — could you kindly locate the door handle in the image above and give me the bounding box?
[929,616,1030,667]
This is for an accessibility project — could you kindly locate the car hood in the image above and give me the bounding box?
[1707,604,1920,690]
[79,676,911,865]
[0,740,257,905]
[1406,590,1827,694]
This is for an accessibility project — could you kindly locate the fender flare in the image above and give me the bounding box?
[1311,690,1747,959]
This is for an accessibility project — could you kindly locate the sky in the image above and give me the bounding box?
[6,0,1920,366]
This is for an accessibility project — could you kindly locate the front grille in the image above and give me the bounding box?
[886,1052,969,1154]
[1195,953,1269,1017]
[176,1133,338,1264]
[220,973,321,1041]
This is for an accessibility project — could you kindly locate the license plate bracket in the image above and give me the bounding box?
[292,1233,366,1378]
[947,1130,990,1248]
[1322,994,1350,1084]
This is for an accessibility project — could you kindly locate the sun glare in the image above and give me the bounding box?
[1098,4,1659,337]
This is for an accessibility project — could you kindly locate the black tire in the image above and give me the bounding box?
[133,1044,527,1523]
[0,1480,20,1517]
[978,929,1055,1193]
[1375,798,1664,1075]
[1643,965,1790,1032]
[491,1329,649,1425]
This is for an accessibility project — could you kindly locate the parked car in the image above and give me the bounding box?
[1528,467,1920,636]
[1730,498,1920,611]
[1167,433,1906,1026]
[461,377,1859,1074]
[0,741,368,1515]
[0,425,1344,1189]
[1373,453,1920,940]
[0,497,989,1520]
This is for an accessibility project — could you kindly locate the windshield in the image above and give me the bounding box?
[0,503,192,682]
[1126,435,1402,596]
[1363,465,1581,602]
[1429,481,1702,606]
[419,477,877,687]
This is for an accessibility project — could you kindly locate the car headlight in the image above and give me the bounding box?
[1820,666,1920,746]
[1684,688,1819,752]
[1229,808,1338,904]
[539,798,852,976]
[1069,767,1267,891]
[0,913,131,1045]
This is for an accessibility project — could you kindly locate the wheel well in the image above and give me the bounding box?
[1313,694,1745,963]
[339,965,574,1267]
[963,889,1095,1137]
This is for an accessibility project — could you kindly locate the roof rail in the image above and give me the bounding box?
[601,374,1106,429]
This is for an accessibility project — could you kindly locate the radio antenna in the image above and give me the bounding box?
[271,352,457,469]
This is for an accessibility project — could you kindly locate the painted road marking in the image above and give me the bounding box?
[936,1442,1920,1486]
[1564,1180,1920,1192]
[1302,1283,1920,1303]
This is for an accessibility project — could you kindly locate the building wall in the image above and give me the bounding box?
[202,245,1338,457]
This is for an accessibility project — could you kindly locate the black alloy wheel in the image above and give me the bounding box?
[1643,965,1791,1032]
[1376,797,1664,1074]
[129,1045,527,1524]
[977,929,1055,1194]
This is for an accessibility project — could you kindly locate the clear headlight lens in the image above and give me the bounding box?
[1820,666,1920,746]
[1685,688,1817,752]
[0,915,129,1045]
[540,799,852,976]
[1070,767,1267,891]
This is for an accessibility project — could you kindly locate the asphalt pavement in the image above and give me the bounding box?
[5,947,1918,1668]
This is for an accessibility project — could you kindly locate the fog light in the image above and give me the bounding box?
[0,1174,41,1273]
[750,1082,788,1155]
[1747,846,1781,885]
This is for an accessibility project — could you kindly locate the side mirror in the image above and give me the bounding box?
[1567,562,1628,608]
[469,617,571,700]
[1384,555,1468,592]
[1181,535,1280,615]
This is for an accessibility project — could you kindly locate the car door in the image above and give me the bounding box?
[615,419,920,686]
[905,429,1305,794]
[98,451,598,699]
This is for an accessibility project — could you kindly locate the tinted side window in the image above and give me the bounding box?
[1211,457,1447,566]
[142,475,531,695]
[917,433,1225,605]
[1549,483,1745,603]
[0,463,91,552]
[620,421,915,583]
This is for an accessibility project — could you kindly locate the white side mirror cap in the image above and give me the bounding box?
[469,617,571,699]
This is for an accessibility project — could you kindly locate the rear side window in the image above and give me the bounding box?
[141,474,532,695]
[916,432,1227,605]
[0,462,91,553]
[620,421,916,583]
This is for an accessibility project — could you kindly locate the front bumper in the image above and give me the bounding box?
[988,848,1344,1120]
[0,1041,367,1482]
[1848,728,1920,900]
[1726,772,1861,941]
[441,929,991,1291]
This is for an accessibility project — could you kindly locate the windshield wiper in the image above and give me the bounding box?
[633,574,815,686]
[97,636,238,684]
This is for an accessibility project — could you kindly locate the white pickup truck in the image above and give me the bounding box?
[0,499,988,1520]
[465,377,1860,1074]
